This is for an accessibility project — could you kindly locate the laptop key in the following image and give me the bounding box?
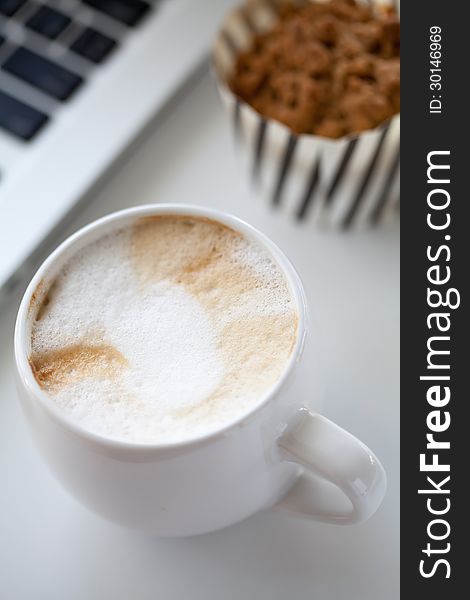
[0,89,49,140]
[26,6,71,40]
[2,48,83,101]
[0,0,26,17]
[71,28,117,63]
[82,0,150,27]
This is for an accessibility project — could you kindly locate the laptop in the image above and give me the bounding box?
[0,0,235,303]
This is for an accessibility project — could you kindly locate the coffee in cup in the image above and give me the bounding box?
[28,215,298,444]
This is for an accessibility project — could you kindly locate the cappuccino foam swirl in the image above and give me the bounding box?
[29,216,297,443]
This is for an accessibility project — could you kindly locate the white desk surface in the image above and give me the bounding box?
[0,68,399,600]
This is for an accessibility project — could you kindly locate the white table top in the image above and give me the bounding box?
[0,68,399,600]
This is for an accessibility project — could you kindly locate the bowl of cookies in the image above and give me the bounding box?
[213,0,400,230]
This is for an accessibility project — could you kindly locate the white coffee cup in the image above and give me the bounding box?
[14,204,386,536]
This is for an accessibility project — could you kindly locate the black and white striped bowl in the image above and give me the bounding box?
[213,0,400,230]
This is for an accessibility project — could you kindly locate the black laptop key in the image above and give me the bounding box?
[27,6,71,39]
[82,0,150,27]
[71,28,117,63]
[0,89,49,140]
[2,48,83,101]
[0,0,26,17]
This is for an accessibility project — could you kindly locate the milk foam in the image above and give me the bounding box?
[30,216,297,443]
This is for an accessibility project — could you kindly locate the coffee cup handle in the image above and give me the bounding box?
[272,408,386,525]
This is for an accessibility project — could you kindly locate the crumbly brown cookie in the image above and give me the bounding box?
[229,0,400,138]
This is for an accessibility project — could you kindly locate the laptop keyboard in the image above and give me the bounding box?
[0,0,153,140]
[4,47,84,100]
[0,0,27,18]
[26,6,72,39]
[0,88,48,138]
[82,0,150,26]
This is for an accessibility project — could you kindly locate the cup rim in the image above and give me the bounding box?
[14,204,308,452]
